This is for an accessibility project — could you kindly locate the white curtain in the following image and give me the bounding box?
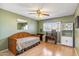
[43,22,61,32]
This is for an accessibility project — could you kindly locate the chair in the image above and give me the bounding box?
[45,30,57,44]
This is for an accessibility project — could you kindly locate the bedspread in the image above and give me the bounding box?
[16,37,40,51]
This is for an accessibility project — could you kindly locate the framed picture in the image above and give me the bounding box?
[16,19,28,30]
[17,22,28,30]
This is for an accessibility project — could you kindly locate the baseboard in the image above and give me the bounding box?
[0,49,8,52]
[74,48,78,56]
[58,44,73,48]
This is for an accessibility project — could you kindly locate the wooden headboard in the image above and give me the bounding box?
[8,32,32,39]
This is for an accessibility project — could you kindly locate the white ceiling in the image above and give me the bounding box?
[0,3,78,20]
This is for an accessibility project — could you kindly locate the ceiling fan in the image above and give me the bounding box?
[28,8,49,17]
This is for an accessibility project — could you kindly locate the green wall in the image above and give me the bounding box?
[74,4,79,55]
[0,9,37,51]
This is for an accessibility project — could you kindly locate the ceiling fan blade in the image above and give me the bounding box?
[42,13,49,16]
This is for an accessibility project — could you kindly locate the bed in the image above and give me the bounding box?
[8,32,40,55]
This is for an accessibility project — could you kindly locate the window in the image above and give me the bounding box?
[43,22,61,32]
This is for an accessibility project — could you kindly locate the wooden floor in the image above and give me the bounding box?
[0,42,76,56]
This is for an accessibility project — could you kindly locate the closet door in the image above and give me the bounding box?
[61,23,73,47]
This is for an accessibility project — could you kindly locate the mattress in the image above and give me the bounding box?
[16,37,40,51]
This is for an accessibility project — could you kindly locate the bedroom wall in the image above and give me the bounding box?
[0,9,38,51]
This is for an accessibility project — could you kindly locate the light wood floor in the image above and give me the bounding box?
[0,42,76,56]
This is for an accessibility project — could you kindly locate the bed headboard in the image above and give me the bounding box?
[8,32,32,39]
